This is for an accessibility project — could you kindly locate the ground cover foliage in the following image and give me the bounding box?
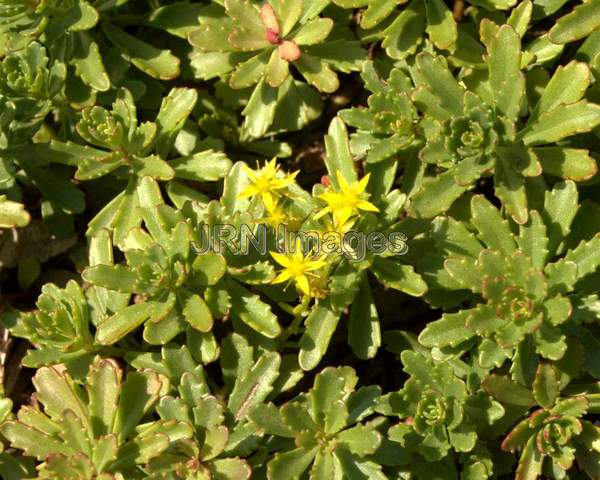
[1,0,600,478]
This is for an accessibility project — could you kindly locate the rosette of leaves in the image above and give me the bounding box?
[1,230,133,367]
[0,0,182,90]
[0,42,87,233]
[82,178,283,350]
[135,339,289,479]
[484,363,600,479]
[248,365,383,479]
[0,41,64,142]
[0,0,99,51]
[151,352,253,478]
[2,280,99,368]
[0,0,112,98]
[339,62,418,163]
[41,87,231,244]
[418,185,600,366]
[377,350,480,462]
[0,356,194,479]
[125,335,299,478]
[333,0,457,60]
[407,24,600,224]
[188,0,365,137]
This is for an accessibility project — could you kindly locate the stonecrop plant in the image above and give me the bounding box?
[2,1,600,479]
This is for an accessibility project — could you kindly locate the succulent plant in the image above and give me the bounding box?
[339,62,418,164]
[406,26,600,223]
[378,350,481,462]
[333,0,457,60]
[0,356,189,479]
[187,0,366,137]
[418,184,600,364]
[249,365,383,479]
[38,87,232,244]
[2,2,600,480]
[484,363,600,479]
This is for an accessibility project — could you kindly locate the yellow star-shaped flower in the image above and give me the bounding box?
[238,158,298,211]
[314,171,379,225]
[270,240,326,296]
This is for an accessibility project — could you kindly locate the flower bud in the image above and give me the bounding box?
[278,40,301,62]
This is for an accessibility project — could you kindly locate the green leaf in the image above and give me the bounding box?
[360,0,399,29]
[409,170,468,218]
[488,25,525,121]
[32,366,89,426]
[425,0,457,50]
[182,293,213,333]
[83,265,137,292]
[268,447,319,480]
[66,1,99,31]
[170,151,232,182]
[515,437,543,480]
[222,162,251,215]
[548,0,600,44]
[348,275,381,360]
[542,180,578,256]
[414,52,463,117]
[95,302,157,345]
[418,310,475,348]
[382,1,425,61]
[242,79,278,138]
[228,351,280,421]
[482,375,536,407]
[265,50,290,88]
[226,0,270,51]
[147,3,208,39]
[226,278,281,338]
[155,88,198,158]
[113,370,163,441]
[530,61,592,121]
[0,422,72,460]
[291,18,333,45]
[324,117,357,186]
[494,156,529,225]
[508,0,533,37]
[191,252,227,286]
[563,234,600,281]
[471,195,517,254]
[87,358,120,438]
[532,363,559,408]
[370,258,428,297]
[71,32,110,91]
[517,211,549,270]
[230,51,269,89]
[103,23,180,80]
[444,256,481,292]
[535,147,597,181]
[295,54,340,93]
[337,425,382,456]
[299,302,340,371]
[522,101,600,146]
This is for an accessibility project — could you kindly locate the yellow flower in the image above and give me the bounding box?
[238,158,298,210]
[259,202,288,229]
[314,172,379,225]
[270,241,326,296]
